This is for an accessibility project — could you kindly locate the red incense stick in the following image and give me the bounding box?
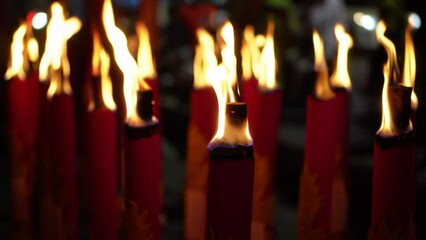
[206,102,254,240]
[297,89,349,238]
[87,108,118,240]
[251,88,282,239]
[124,90,162,239]
[49,93,79,240]
[185,86,217,240]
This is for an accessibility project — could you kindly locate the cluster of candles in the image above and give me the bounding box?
[4,1,419,240]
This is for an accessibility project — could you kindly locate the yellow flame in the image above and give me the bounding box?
[4,23,27,80]
[258,18,278,90]
[27,36,39,64]
[209,21,252,147]
[194,28,217,89]
[102,0,150,125]
[39,2,81,99]
[402,21,418,110]
[91,31,117,111]
[313,30,334,100]
[136,22,156,86]
[330,24,353,90]
[376,20,411,136]
[241,25,263,80]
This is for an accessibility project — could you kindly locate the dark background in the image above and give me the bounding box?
[1,0,426,239]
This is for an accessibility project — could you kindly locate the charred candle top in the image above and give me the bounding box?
[39,2,81,99]
[330,24,353,90]
[89,30,116,112]
[5,21,39,81]
[312,30,335,100]
[208,21,252,149]
[375,20,412,137]
[102,0,156,127]
[402,18,418,110]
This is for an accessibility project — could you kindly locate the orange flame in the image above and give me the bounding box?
[376,20,412,136]
[102,0,151,126]
[136,22,156,86]
[193,28,217,89]
[90,31,116,111]
[241,25,263,80]
[258,18,278,90]
[5,23,27,80]
[330,24,353,90]
[39,2,81,99]
[313,30,334,100]
[209,21,252,148]
[402,20,418,110]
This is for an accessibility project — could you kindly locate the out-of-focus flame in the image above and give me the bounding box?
[258,18,278,90]
[402,21,418,110]
[5,23,27,80]
[27,36,39,64]
[194,28,217,89]
[376,20,412,136]
[330,24,353,90]
[90,31,116,111]
[313,30,334,100]
[39,2,81,99]
[209,21,252,148]
[241,25,262,80]
[102,0,149,125]
[136,22,156,86]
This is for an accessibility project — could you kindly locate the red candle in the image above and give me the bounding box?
[242,77,258,135]
[297,90,349,238]
[146,78,161,121]
[206,103,254,240]
[185,86,217,240]
[124,90,162,239]
[87,108,118,240]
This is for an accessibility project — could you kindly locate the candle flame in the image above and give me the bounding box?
[209,21,252,148]
[402,20,418,110]
[241,25,262,81]
[376,20,412,136]
[194,28,217,89]
[313,30,334,100]
[90,31,117,111]
[5,23,27,80]
[102,0,148,125]
[258,17,278,90]
[136,22,156,86]
[330,24,353,90]
[39,2,81,99]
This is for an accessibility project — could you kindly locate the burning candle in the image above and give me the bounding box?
[4,20,40,237]
[297,24,353,239]
[249,18,283,240]
[368,20,416,239]
[102,0,163,238]
[38,3,82,239]
[86,30,118,240]
[137,22,161,120]
[205,21,254,240]
[185,28,218,240]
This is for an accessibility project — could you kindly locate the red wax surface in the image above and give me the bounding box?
[371,140,416,239]
[125,132,162,239]
[241,78,258,135]
[206,154,254,240]
[87,109,118,240]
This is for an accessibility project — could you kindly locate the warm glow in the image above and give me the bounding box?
[193,28,217,89]
[39,2,81,99]
[258,18,278,90]
[27,36,39,64]
[90,31,117,111]
[209,21,252,148]
[102,0,150,125]
[241,25,262,80]
[402,21,418,110]
[136,22,156,86]
[330,24,353,90]
[376,20,412,136]
[312,30,334,100]
[4,23,27,80]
